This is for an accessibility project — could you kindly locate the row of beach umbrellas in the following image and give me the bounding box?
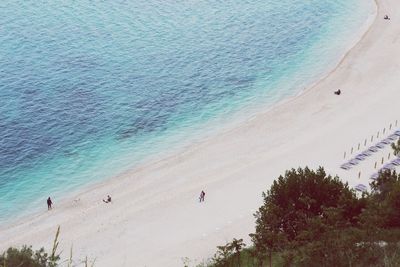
[344,128,400,192]
[341,130,400,170]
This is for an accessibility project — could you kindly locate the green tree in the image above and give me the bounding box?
[391,138,400,156]
[369,170,400,228]
[370,170,399,200]
[211,239,246,267]
[211,243,232,267]
[205,167,400,267]
[0,246,58,267]
[251,167,363,266]
[0,226,60,267]
[250,209,287,267]
[228,238,246,267]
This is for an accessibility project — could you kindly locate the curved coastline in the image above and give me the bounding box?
[0,0,376,229]
[2,0,400,265]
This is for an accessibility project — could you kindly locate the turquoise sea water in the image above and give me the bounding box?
[0,0,374,222]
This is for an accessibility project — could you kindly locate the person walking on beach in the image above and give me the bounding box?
[47,197,53,210]
[199,190,205,202]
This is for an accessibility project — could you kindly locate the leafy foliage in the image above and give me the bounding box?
[210,239,246,267]
[250,167,364,265]
[0,246,59,267]
[391,138,400,156]
[292,228,400,267]
[207,167,400,267]
[0,226,60,267]
[369,170,400,228]
[0,226,100,267]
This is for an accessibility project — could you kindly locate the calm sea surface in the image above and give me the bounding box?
[0,0,374,221]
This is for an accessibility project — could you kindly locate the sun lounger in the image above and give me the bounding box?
[371,173,379,180]
[368,146,379,152]
[355,183,367,188]
[391,158,400,165]
[349,159,359,165]
[375,142,386,149]
[355,154,367,160]
[362,150,373,156]
[355,184,367,192]
[391,160,400,166]
[381,139,392,145]
[387,134,398,141]
[340,163,352,170]
[395,130,400,136]
[382,163,395,170]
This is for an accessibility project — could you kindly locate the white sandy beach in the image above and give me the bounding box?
[1,0,400,265]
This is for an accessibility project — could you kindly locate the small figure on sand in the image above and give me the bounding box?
[199,190,205,202]
[103,195,112,203]
[47,197,53,210]
[334,89,341,95]
[384,15,390,20]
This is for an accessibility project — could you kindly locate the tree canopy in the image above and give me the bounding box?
[253,167,362,241]
[209,167,400,267]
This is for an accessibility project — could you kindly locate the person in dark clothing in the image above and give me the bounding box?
[199,190,205,202]
[334,89,341,95]
[47,197,53,210]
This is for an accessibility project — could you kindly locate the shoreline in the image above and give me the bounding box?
[2,0,400,265]
[0,0,375,229]
[0,0,376,229]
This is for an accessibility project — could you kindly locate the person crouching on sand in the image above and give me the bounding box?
[103,195,112,203]
[47,197,53,210]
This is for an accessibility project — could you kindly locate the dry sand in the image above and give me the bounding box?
[1,0,400,265]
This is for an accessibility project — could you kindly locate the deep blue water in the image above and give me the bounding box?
[0,0,374,221]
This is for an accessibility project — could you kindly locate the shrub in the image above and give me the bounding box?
[0,245,59,267]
